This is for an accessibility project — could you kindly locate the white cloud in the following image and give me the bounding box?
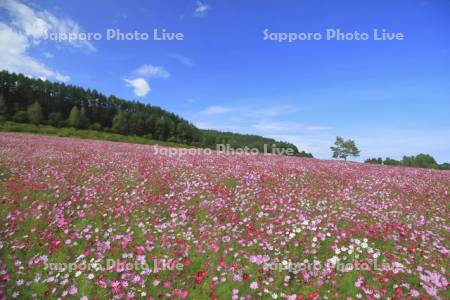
[0,0,95,81]
[200,106,232,115]
[194,1,210,17]
[0,23,70,81]
[0,0,95,51]
[169,53,194,66]
[124,78,151,97]
[134,64,170,79]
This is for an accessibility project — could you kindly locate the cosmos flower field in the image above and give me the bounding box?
[0,133,449,300]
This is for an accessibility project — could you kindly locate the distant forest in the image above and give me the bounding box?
[0,71,312,157]
[365,154,450,170]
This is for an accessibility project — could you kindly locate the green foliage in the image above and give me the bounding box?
[383,157,401,166]
[200,129,313,157]
[410,153,438,169]
[365,157,383,164]
[27,102,44,124]
[67,106,81,128]
[0,93,7,115]
[439,163,450,170]
[67,106,90,129]
[112,111,129,134]
[0,121,187,148]
[330,136,360,160]
[365,154,449,170]
[48,112,64,127]
[79,107,90,129]
[89,122,102,131]
[12,110,28,123]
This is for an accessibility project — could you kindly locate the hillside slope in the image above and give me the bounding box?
[0,133,448,299]
[0,70,309,156]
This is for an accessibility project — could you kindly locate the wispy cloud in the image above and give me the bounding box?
[190,103,338,156]
[169,53,194,66]
[43,52,53,59]
[198,104,297,119]
[134,64,170,79]
[200,106,232,115]
[252,122,333,132]
[124,78,151,97]
[246,105,298,118]
[194,1,210,17]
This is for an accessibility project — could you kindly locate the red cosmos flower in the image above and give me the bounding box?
[120,240,129,250]
[0,273,9,282]
[218,257,226,268]
[134,247,144,255]
[378,277,389,283]
[194,270,207,284]
[194,277,202,284]
[183,257,190,267]
[243,273,250,280]
[395,287,403,297]
[49,240,60,253]
[296,295,304,300]
[307,291,320,299]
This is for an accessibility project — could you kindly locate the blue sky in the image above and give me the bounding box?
[1,0,450,161]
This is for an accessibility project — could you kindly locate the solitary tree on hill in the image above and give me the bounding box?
[330,136,360,161]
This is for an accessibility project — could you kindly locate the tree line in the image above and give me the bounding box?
[0,70,310,156]
[365,154,450,170]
